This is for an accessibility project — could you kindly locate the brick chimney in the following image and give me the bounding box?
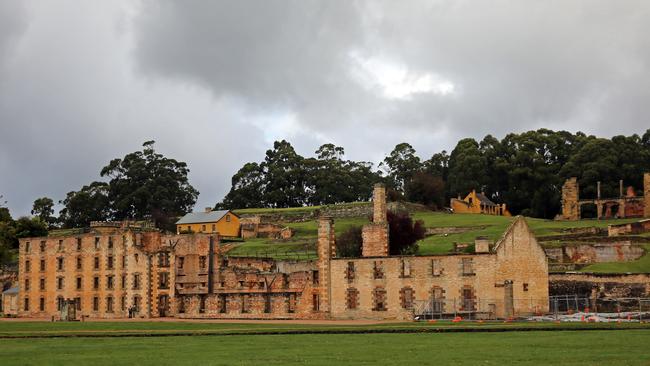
[205,207,212,213]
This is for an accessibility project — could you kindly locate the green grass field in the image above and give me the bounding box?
[0,321,649,365]
[226,207,649,273]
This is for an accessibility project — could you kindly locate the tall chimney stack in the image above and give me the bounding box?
[372,183,387,224]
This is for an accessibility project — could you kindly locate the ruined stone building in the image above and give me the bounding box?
[450,190,511,216]
[16,185,548,320]
[560,173,650,220]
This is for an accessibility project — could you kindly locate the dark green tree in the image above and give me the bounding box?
[447,138,486,198]
[387,210,425,255]
[423,151,449,179]
[13,216,48,239]
[58,182,112,228]
[100,141,199,228]
[335,225,363,258]
[261,140,307,207]
[306,144,379,205]
[405,172,445,209]
[380,143,422,192]
[217,162,266,209]
[31,197,57,228]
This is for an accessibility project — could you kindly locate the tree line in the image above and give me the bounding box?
[217,128,650,219]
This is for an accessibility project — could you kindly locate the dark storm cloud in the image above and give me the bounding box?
[134,1,650,142]
[1,0,650,217]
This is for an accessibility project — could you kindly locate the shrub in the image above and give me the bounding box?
[387,210,425,255]
[336,226,362,258]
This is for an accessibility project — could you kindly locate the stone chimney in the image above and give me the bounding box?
[316,216,335,313]
[474,236,490,253]
[372,183,387,224]
[205,207,212,213]
[362,184,389,257]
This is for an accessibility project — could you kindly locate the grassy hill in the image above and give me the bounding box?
[226,205,648,273]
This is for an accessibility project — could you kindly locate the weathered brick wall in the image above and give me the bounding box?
[561,177,580,220]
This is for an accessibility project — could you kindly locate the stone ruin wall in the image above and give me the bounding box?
[544,241,645,264]
[560,177,579,220]
[550,273,650,298]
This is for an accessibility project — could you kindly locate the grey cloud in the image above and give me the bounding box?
[134,0,650,145]
[2,0,650,217]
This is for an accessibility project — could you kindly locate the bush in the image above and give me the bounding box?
[387,210,425,255]
[336,226,362,258]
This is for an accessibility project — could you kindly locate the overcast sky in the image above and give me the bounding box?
[1,1,649,217]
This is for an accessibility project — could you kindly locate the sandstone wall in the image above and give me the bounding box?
[561,177,579,220]
[329,217,548,320]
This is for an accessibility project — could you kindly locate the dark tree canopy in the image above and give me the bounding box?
[387,210,425,255]
[217,140,381,209]
[405,172,445,209]
[380,143,422,192]
[336,225,363,258]
[217,129,650,219]
[100,141,199,224]
[59,182,111,228]
[58,141,198,230]
[31,197,56,228]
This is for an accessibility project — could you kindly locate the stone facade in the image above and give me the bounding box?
[16,184,551,321]
[17,221,323,320]
[18,222,159,318]
[325,217,549,320]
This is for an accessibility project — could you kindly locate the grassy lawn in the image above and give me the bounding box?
[1,327,649,365]
[3,320,649,336]
[226,205,650,273]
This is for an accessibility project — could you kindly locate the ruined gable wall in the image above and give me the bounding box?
[493,217,549,314]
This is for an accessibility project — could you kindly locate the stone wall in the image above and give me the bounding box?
[17,230,157,319]
[329,217,549,320]
[560,177,579,220]
[544,242,645,263]
[549,273,650,298]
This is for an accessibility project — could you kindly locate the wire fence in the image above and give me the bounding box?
[413,296,650,322]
